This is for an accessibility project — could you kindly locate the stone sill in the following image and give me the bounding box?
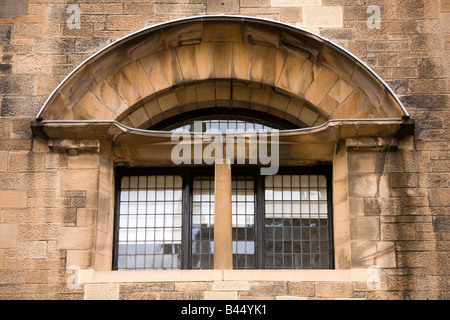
[79,269,370,284]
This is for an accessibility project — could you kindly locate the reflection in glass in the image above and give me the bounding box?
[117,175,182,270]
[264,174,330,269]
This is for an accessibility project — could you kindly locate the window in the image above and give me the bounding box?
[115,175,183,270]
[113,166,333,270]
[148,108,299,132]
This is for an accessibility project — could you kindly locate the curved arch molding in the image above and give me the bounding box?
[37,15,409,124]
[32,15,414,164]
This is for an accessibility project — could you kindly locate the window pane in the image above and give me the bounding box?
[164,115,287,133]
[117,175,183,270]
[191,176,214,269]
[264,174,331,269]
[232,176,256,269]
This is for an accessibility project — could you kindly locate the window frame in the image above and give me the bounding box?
[147,108,300,131]
[112,165,334,270]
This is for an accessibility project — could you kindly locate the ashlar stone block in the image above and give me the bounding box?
[139,54,171,93]
[272,0,321,6]
[0,190,27,208]
[122,61,155,100]
[276,54,314,96]
[92,81,129,118]
[329,79,354,104]
[107,71,142,107]
[206,0,239,14]
[58,227,95,250]
[0,224,18,248]
[348,174,379,198]
[0,151,8,172]
[176,45,199,82]
[303,6,343,28]
[350,217,380,241]
[305,67,339,105]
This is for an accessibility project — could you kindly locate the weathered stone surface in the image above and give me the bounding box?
[0,190,27,208]
[0,224,18,248]
[0,7,447,301]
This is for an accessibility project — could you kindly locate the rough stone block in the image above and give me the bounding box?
[106,15,146,31]
[316,282,353,298]
[289,282,315,297]
[206,0,239,14]
[84,283,119,300]
[17,241,47,259]
[213,281,250,291]
[249,282,287,296]
[0,0,28,17]
[0,24,12,44]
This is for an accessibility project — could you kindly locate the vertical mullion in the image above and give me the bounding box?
[256,173,264,269]
[326,170,334,269]
[182,173,191,270]
[112,169,122,270]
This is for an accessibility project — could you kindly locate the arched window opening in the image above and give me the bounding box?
[148,108,299,133]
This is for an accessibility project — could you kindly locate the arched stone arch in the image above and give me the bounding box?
[36,15,409,126]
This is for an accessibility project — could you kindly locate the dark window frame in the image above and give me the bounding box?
[147,108,300,131]
[112,165,334,270]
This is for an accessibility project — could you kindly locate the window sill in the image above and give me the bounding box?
[79,269,370,284]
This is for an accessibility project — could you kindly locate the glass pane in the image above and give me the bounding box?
[191,176,215,269]
[116,174,183,270]
[264,174,331,269]
[232,176,256,269]
[163,115,288,133]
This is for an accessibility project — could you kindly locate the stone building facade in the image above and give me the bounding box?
[0,0,448,300]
